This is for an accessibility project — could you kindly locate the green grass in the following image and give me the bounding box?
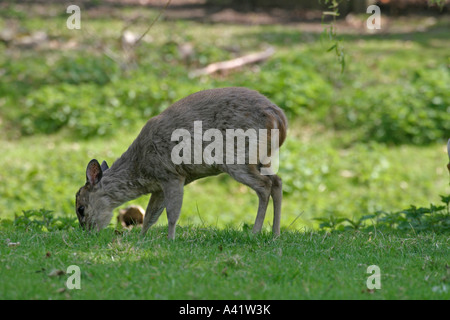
[0,3,449,300]
[1,199,448,300]
[1,225,448,300]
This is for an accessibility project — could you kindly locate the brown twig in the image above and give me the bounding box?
[132,0,172,48]
[190,47,275,77]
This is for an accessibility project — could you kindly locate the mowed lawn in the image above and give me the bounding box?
[1,226,449,300]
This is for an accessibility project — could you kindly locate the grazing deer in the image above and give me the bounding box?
[75,87,288,239]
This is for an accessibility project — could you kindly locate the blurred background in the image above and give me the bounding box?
[0,0,449,229]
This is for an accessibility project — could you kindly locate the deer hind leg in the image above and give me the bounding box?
[141,191,165,236]
[226,165,272,234]
[269,174,282,236]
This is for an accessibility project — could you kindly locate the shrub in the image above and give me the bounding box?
[315,194,450,233]
[13,209,78,232]
[333,65,450,145]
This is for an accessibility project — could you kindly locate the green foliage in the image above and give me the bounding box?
[315,195,450,233]
[1,217,449,299]
[428,0,447,10]
[334,65,450,145]
[1,13,448,144]
[321,0,345,73]
[7,192,449,235]
[53,55,117,86]
[12,209,78,232]
[235,52,334,120]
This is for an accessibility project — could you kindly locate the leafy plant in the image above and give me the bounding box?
[315,195,450,233]
[428,0,447,10]
[333,65,450,145]
[13,209,78,232]
[321,0,345,73]
[313,215,347,231]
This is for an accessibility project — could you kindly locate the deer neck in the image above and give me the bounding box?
[99,155,154,207]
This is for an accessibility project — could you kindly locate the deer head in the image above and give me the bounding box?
[75,159,113,230]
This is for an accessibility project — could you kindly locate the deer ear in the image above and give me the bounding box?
[86,159,103,186]
[101,160,109,172]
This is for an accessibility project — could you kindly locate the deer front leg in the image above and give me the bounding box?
[162,177,185,240]
[141,191,165,236]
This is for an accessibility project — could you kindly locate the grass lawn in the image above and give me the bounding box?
[1,226,449,300]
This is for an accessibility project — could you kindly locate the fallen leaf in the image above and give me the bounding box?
[48,269,65,277]
[56,287,66,294]
[7,242,20,247]
[6,239,20,247]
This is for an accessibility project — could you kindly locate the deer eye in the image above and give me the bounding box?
[78,206,85,216]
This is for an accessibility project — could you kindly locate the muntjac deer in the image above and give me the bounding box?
[75,87,288,239]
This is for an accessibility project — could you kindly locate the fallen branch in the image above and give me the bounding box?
[190,47,275,77]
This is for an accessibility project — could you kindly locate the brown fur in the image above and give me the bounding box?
[117,205,144,228]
